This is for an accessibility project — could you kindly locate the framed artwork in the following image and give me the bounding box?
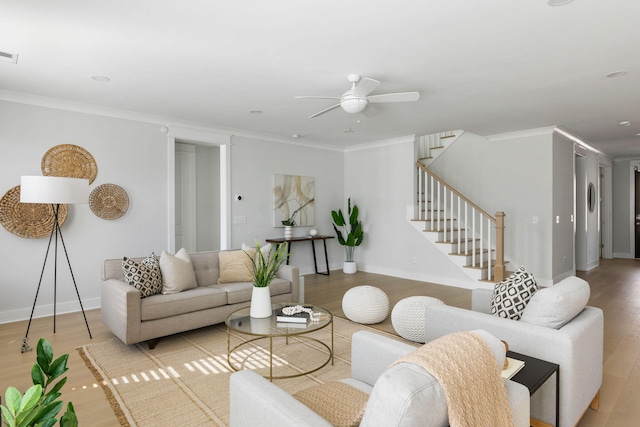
[273,174,315,227]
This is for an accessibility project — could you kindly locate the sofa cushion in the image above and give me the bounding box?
[189,251,220,286]
[490,266,539,320]
[140,287,227,321]
[520,276,590,329]
[293,381,369,427]
[242,242,272,259]
[122,253,163,298]
[210,277,291,304]
[218,249,255,283]
[160,248,198,294]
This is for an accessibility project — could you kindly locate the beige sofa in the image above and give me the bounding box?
[101,250,299,346]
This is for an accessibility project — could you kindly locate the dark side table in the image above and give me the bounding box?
[266,235,334,275]
[507,351,560,427]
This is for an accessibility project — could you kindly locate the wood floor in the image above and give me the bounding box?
[1,258,638,426]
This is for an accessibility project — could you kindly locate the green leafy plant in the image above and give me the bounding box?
[1,339,77,427]
[331,198,364,262]
[245,241,290,287]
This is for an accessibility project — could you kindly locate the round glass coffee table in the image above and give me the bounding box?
[226,302,333,381]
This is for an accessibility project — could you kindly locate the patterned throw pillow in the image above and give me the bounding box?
[122,253,163,298]
[490,266,539,320]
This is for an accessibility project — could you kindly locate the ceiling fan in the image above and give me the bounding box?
[295,74,420,118]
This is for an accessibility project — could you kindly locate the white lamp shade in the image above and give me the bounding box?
[20,176,90,204]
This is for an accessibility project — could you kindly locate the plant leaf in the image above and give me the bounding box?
[34,418,57,427]
[48,377,67,396]
[36,339,54,367]
[331,209,345,226]
[47,354,69,381]
[1,404,16,427]
[349,205,359,225]
[60,402,77,427]
[41,392,60,405]
[5,387,22,416]
[31,364,45,387]
[18,385,42,414]
[33,401,63,424]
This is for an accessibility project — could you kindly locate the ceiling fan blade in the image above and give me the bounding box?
[295,95,341,100]
[368,91,420,103]
[308,103,341,118]
[353,78,380,97]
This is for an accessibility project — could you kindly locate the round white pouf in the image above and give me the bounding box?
[391,296,445,343]
[342,285,390,324]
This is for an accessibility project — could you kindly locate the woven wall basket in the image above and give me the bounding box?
[41,144,98,184]
[89,184,129,220]
[0,185,68,238]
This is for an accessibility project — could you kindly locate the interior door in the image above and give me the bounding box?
[635,169,640,258]
[175,143,197,252]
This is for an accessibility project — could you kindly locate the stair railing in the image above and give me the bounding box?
[416,162,505,281]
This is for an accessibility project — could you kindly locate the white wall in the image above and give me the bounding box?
[344,137,476,289]
[551,133,576,280]
[227,135,345,272]
[612,158,640,258]
[574,149,600,271]
[0,101,346,324]
[0,101,168,323]
[428,130,556,284]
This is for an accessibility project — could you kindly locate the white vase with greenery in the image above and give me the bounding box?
[246,241,289,318]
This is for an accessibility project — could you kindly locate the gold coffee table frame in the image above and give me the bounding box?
[226,303,333,381]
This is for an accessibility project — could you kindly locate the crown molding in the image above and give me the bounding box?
[344,134,415,152]
[0,89,347,152]
[486,126,555,142]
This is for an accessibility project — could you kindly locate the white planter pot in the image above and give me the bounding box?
[284,225,293,240]
[343,261,357,274]
[250,286,272,318]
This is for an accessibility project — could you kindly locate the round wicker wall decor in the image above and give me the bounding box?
[89,184,129,220]
[0,185,68,238]
[41,144,98,184]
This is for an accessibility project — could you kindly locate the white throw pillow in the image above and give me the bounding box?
[520,276,590,329]
[159,248,198,294]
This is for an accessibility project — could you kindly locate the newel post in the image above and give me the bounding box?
[494,212,506,281]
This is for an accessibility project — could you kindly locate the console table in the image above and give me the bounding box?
[266,235,334,275]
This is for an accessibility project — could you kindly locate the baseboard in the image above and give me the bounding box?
[359,264,486,291]
[0,297,101,325]
[613,252,631,259]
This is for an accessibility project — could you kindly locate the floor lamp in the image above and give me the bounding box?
[20,176,92,353]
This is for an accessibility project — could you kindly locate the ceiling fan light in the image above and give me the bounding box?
[341,97,368,114]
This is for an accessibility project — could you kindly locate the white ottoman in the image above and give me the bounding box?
[391,296,445,342]
[342,285,389,324]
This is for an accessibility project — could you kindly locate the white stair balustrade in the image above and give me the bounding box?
[412,159,506,283]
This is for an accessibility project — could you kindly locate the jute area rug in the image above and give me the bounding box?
[78,317,403,426]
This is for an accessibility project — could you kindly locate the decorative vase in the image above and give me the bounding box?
[250,286,272,318]
[343,261,357,274]
[284,225,293,240]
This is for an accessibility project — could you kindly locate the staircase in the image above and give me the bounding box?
[410,132,507,283]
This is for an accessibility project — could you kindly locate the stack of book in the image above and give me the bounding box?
[276,307,310,327]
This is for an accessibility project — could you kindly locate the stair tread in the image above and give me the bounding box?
[449,249,490,256]
[436,238,478,244]
[423,228,466,233]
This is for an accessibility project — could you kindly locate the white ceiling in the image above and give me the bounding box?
[1,0,639,155]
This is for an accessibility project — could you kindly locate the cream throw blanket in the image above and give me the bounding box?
[391,331,513,427]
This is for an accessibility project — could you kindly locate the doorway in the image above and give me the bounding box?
[174,142,221,252]
[633,166,640,258]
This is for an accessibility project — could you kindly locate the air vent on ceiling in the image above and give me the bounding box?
[0,51,18,64]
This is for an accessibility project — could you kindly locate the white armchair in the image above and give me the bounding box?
[423,277,603,427]
[229,330,530,427]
